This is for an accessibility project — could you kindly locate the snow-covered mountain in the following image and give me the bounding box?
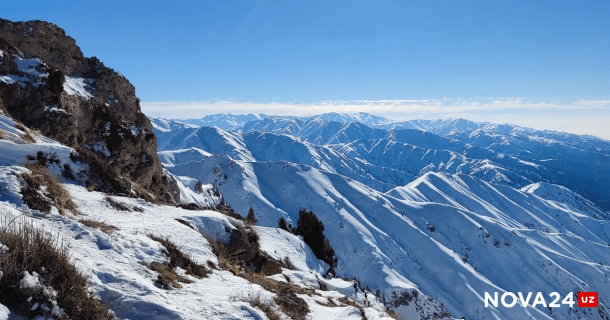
[178,114,610,212]
[305,112,394,127]
[149,113,610,319]
[158,147,610,319]
[179,112,393,132]
[4,104,610,320]
[0,110,400,320]
[5,17,609,320]
[151,118,547,195]
[179,114,269,131]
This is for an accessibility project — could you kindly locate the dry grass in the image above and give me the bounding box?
[386,309,405,320]
[147,261,191,289]
[206,224,395,319]
[206,234,311,320]
[133,183,156,203]
[79,219,119,234]
[315,296,373,319]
[230,290,282,320]
[15,123,36,143]
[21,163,80,215]
[147,234,209,289]
[0,129,5,140]
[105,196,131,211]
[20,131,36,143]
[0,218,114,319]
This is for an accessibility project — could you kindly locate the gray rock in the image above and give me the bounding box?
[0,18,179,202]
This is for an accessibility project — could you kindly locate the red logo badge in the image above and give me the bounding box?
[578,292,598,308]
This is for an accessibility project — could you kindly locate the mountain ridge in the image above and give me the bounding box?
[169,113,610,212]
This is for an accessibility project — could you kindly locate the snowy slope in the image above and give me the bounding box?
[154,120,415,192]
[161,150,610,319]
[0,113,395,320]
[521,182,609,220]
[154,118,543,195]
[0,187,394,320]
[195,114,610,211]
[305,112,393,127]
[177,113,393,132]
[5,107,609,319]
[180,114,267,131]
[150,118,254,161]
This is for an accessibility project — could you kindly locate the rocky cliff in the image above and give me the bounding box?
[0,18,179,202]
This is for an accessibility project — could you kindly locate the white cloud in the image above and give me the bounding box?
[141,99,610,140]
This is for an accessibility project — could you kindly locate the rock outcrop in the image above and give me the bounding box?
[0,18,179,202]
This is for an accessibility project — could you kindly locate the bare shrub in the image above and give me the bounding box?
[0,218,114,319]
[133,183,156,203]
[230,290,281,320]
[205,232,311,320]
[104,196,130,211]
[147,261,191,290]
[21,163,80,215]
[15,123,36,143]
[282,257,296,271]
[146,234,209,289]
[79,219,119,234]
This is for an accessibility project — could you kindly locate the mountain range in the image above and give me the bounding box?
[166,113,610,212]
[149,112,610,319]
[2,17,610,320]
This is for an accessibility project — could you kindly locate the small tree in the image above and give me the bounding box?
[294,209,336,276]
[245,207,258,226]
[194,180,203,193]
[278,217,289,231]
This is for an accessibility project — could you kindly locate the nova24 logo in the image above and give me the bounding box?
[484,292,598,308]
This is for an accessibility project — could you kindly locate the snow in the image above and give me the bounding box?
[182,113,610,213]
[92,141,111,157]
[0,181,397,320]
[0,113,397,319]
[0,304,8,320]
[63,76,93,99]
[18,271,65,319]
[172,175,220,207]
[0,75,26,86]
[2,106,610,319]
[158,148,212,166]
[44,106,68,115]
[0,54,47,88]
[256,227,327,274]
[159,146,610,319]
[130,125,140,136]
[518,159,539,167]
[15,57,46,77]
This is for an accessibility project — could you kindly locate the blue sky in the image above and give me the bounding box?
[2,1,609,138]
